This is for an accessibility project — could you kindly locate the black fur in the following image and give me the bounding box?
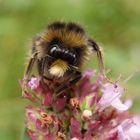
[49,38,62,46]
[47,21,85,34]
[48,22,66,30]
[67,22,85,34]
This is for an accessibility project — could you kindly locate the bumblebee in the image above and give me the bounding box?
[24,21,104,93]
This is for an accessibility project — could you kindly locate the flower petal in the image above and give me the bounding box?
[111,98,129,111]
[55,96,67,111]
[117,125,130,140]
[83,70,96,78]
[126,117,140,140]
[43,91,53,106]
[71,137,80,140]
[28,77,40,90]
[97,83,125,111]
[70,117,81,138]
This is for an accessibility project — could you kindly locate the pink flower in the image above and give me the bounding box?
[28,130,37,140]
[97,83,129,112]
[26,106,39,123]
[123,99,133,110]
[44,133,56,140]
[43,91,53,107]
[26,107,47,130]
[28,77,40,90]
[26,106,61,140]
[83,69,96,78]
[71,138,80,140]
[21,70,140,139]
[115,117,140,140]
[88,120,100,130]
[54,96,67,111]
[83,131,93,140]
[22,91,35,102]
[70,117,82,139]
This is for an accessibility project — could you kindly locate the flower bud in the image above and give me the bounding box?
[82,109,92,119]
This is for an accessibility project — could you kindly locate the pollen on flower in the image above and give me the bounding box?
[40,112,53,127]
[70,97,79,108]
[56,132,66,140]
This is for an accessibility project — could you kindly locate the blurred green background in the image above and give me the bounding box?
[0,0,140,139]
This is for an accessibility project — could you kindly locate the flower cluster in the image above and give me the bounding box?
[20,70,140,140]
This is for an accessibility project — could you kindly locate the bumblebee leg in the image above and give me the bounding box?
[37,58,44,76]
[88,38,104,74]
[43,76,53,82]
[42,54,55,82]
[88,39,113,83]
[22,53,37,92]
[37,57,46,82]
[37,57,53,91]
[24,53,37,79]
[56,71,81,94]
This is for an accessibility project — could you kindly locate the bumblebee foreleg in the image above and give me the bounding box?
[88,38,112,82]
[56,71,81,95]
[37,57,47,84]
[88,38,105,74]
[24,53,37,79]
[22,53,37,92]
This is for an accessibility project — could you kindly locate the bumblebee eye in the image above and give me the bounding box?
[50,45,58,54]
[50,47,56,54]
[72,54,77,65]
[73,54,76,62]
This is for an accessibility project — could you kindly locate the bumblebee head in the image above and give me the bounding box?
[35,22,93,77]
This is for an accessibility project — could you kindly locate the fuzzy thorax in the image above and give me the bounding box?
[49,59,69,77]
